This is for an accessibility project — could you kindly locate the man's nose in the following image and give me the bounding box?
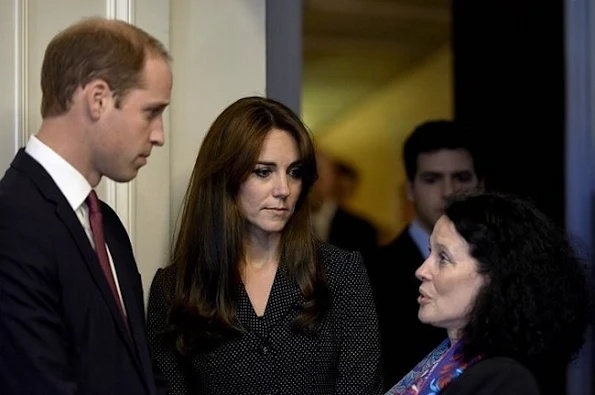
[442,179,454,197]
[151,118,165,147]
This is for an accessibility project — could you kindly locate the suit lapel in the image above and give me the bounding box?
[103,223,153,393]
[13,151,130,335]
[54,204,134,337]
[11,150,150,390]
[402,230,425,267]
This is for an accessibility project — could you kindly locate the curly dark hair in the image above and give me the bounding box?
[444,192,591,369]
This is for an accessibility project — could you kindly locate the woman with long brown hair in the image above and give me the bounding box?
[147,96,382,394]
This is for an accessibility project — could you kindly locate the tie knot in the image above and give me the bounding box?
[86,190,101,215]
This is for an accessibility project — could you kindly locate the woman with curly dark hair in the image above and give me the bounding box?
[386,192,590,395]
[147,96,383,394]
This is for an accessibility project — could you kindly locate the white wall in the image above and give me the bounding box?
[0,0,23,173]
[0,0,267,302]
[169,0,266,234]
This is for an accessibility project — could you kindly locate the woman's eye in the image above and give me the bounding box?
[288,166,303,179]
[439,251,450,264]
[254,168,271,178]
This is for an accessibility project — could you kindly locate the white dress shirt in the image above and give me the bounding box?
[25,135,126,313]
[408,219,431,260]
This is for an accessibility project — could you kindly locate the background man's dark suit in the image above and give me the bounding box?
[370,227,445,391]
[0,151,166,394]
[328,206,378,260]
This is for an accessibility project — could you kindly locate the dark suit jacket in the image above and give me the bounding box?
[441,357,540,395]
[0,150,165,394]
[328,206,377,260]
[369,226,445,391]
[147,243,383,395]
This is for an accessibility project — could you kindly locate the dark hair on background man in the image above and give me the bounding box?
[403,120,485,182]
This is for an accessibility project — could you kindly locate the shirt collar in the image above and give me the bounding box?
[25,135,92,211]
[408,219,431,259]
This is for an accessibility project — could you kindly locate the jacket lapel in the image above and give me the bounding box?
[103,224,153,393]
[236,264,303,334]
[11,150,149,389]
[13,152,126,330]
[54,204,134,340]
[261,265,303,330]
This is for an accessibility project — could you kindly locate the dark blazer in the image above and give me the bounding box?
[0,150,165,395]
[328,206,378,265]
[327,206,377,260]
[369,226,445,391]
[441,357,540,395]
[147,243,383,395]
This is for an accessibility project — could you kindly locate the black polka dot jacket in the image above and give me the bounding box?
[147,243,384,395]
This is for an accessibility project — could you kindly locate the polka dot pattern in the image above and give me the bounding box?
[147,243,383,395]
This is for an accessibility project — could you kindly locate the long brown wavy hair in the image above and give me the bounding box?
[168,96,329,353]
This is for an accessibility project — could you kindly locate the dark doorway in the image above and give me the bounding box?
[452,0,566,229]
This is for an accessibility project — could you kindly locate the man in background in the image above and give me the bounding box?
[371,120,485,390]
[312,150,378,260]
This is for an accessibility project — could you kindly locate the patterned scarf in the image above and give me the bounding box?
[385,338,481,395]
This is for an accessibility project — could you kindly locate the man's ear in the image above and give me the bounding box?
[84,79,111,120]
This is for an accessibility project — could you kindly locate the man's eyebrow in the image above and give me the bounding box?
[143,102,169,111]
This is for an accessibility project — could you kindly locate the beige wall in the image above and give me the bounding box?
[166,0,266,295]
[313,46,453,243]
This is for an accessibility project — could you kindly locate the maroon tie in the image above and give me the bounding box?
[86,190,128,325]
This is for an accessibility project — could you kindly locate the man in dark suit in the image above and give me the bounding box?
[0,18,172,394]
[327,205,378,258]
[312,152,378,259]
[371,120,485,390]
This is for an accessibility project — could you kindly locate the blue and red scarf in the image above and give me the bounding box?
[385,338,481,395]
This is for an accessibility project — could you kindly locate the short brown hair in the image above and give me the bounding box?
[40,17,171,118]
